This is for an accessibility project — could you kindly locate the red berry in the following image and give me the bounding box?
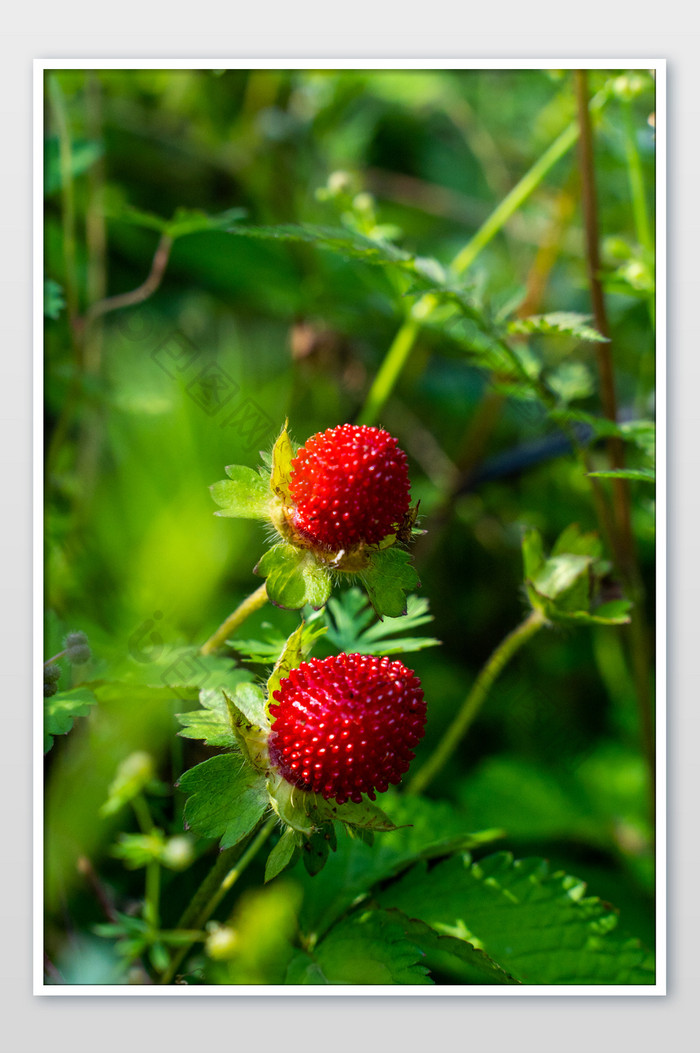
[287,424,411,552]
[268,653,426,804]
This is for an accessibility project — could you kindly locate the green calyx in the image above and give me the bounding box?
[211,421,420,617]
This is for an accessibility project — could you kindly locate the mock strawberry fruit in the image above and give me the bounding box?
[287,424,411,552]
[268,653,426,804]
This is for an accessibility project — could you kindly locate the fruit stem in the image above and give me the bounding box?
[158,816,276,985]
[407,609,546,795]
[200,582,269,656]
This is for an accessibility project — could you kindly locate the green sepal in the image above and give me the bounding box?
[178,754,269,850]
[270,421,294,504]
[256,544,332,610]
[210,465,271,519]
[265,828,300,883]
[266,620,327,709]
[223,685,270,771]
[302,828,336,876]
[319,796,399,833]
[360,546,420,619]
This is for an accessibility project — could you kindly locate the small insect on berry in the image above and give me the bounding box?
[287,424,411,552]
[268,653,426,805]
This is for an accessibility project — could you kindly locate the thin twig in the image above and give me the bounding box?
[80,233,174,333]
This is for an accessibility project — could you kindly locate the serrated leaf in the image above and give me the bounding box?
[211,465,271,519]
[508,312,608,343]
[44,278,65,320]
[297,793,502,940]
[360,547,420,619]
[323,588,440,656]
[109,203,246,238]
[588,468,655,484]
[231,619,327,667]
[286,910,432,985]
[177,687,238,748]
[265,828,299,882]
[256,544,332,611]
[44,686,97,752]
[386,911,519,985]
[378,851,655,985]
[178,754,268,849]
[267,622,309,703]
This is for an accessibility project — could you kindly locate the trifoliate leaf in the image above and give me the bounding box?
[255,544,332,611]
[322,589,440,655]
[360,546,420,619]
[44,686,97,752]
[210,465,271,519]
[285,909,432,985]
[178,754,269,849]
[378,852,655,985]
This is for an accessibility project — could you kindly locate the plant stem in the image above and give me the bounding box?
[357,89,610,428]
[159,817,276,985]
[407,609,546,796]
[574,70,655,823]
[200,582,269,655]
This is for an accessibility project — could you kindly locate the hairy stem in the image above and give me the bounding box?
[159,817,276,985]
[407,609,546,795]
[200,582,269,656]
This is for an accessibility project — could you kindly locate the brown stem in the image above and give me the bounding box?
[574,69,655,823]
[80,233,173,333]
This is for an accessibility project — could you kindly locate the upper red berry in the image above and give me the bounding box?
[287,424,411,552]
[268,653,426,805]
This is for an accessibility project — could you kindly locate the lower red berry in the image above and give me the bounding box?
[287,424,411,552]
[268,653,426,804]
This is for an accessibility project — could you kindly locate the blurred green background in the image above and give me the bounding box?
[44,67,656,983]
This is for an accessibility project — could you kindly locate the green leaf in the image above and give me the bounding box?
[109,203,246,239]
[230,619,326,666]
[44,279,65,320]
[210,465,271,519]
[378,852,655,985]
[178,754,269,849]
[111,830,167,870]
[265,828,299,882]
[588,468,655,484]
[551,524,603,560]
[319,796,398,833]
[44,687,97,753]
[360,547,420,619]
[256,544,332,611]
[323,588,440,655]
[508,312,608,343]
[387,911,519,985]
[296,793,502,941]
[521,527,546,580]
[177,687,238,749]
[285,910,432,985]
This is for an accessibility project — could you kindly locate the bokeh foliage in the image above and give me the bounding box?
[44,67,656,985]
